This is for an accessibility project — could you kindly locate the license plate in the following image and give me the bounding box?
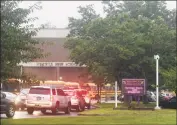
[36,97,41,101]
[35,104,41,107]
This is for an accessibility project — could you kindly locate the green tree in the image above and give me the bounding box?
[65,1,176,93]
[1,1,45,80]
[161,67,177,94]
[102,1,176,29]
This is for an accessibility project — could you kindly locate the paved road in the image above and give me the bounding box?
[1,110,78,119]
[1,100,98,119]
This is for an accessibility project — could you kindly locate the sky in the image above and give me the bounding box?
[19,1,176,28]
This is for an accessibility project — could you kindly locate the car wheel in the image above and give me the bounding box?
[6,105,15,118]
[21,106,25,111]
[27,107,34,114]
[65,103,71,114]
[81,104,85,111]
[52,102,59,115]
[87,104,91,109]
[41,109,46,114]
[76,103,82,112]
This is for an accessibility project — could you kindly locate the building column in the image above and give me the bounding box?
[56,67,61,81]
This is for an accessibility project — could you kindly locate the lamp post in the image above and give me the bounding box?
[115,81,118,108]
[154,55,161,110]
[59,77,62,81]
[19,61,23,90]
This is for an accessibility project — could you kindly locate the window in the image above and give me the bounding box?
[80,90,88,96]
[64,91,74,96]
[76,91,82,97]
[29,88,50,95]
[170,97,176,102]
[20,89,30,95]
[57,89,65,96]
[52,89,56,95]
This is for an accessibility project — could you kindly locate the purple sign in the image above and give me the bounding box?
[122,79,146,96]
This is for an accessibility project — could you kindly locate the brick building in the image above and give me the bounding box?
[20,28,90,83]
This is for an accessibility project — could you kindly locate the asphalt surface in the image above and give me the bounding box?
[1,100,98,119]
[1,110,78,119]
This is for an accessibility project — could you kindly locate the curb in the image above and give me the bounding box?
[113,107,155,111]
[78,114,117,116]
[91,105,100,109]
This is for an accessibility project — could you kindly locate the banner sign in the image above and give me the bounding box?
[122,79,146,96]
[17,62,86,67]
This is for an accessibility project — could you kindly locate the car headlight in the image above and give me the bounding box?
[85,97,90,103]
[71,96,79,103]
[15,97,21,104]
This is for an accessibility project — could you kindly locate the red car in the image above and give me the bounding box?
[63,89,85,112]
[75,89,91,109]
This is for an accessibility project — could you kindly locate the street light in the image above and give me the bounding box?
[115,81,118,108]
[154,55,161,110]
[59,77,62,81]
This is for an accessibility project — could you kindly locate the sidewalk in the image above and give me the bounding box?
[91,99,122,104]
[101,100,122,103]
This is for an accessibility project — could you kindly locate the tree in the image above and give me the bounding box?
[65,5,105,94]
[1,1,45,80]
[161,67,177,94]
[65,1,176,93]
[41,22,57,28]
[67,4,100,37]
[102,1,176,29]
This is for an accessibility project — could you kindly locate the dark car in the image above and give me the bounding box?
[15,88,30,110]
[0,91,16,118]
[160,96,176,109]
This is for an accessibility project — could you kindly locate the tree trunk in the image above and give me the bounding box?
[142,68,148,104]
[116,75,129,105]
[100,85,102,103]
[97,84,100,103]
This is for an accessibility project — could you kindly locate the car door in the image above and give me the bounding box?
[0,92,6,113]
[76,91,85,107]
[169,97,176,109]
[56,89,65,108]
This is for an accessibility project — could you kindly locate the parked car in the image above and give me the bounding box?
[76,89,91,109]
[15,88,30,110]
[2,91,17,102]
[160,96,176,109]
[0,91,16,118]
[26,86,71,115]
[63,89,85,112]
[146,91,156,102]
[161,93,173,100]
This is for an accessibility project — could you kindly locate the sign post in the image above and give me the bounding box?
[154,55,161,110]
[115,81,118,108]
[122,79,146,106]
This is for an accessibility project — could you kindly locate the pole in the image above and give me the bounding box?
[115,81,117,108]
[154,55,161,109]
[20,65,23,90]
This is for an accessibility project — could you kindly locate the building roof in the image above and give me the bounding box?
[33,28,70,38]
[33,37,71,62]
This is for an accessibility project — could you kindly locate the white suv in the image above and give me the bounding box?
[26,86,71,114]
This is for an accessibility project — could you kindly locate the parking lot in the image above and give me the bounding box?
[1,100,97,119]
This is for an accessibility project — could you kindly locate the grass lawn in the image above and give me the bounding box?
[1,103,176,125]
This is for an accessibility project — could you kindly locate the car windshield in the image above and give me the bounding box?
[20,89,30,95]
[29,88,50,95]
[2,92,17,100]
[64,90,74,96]
[80,90,88,96]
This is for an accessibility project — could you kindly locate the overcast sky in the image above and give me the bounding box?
[19,1,176,28]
